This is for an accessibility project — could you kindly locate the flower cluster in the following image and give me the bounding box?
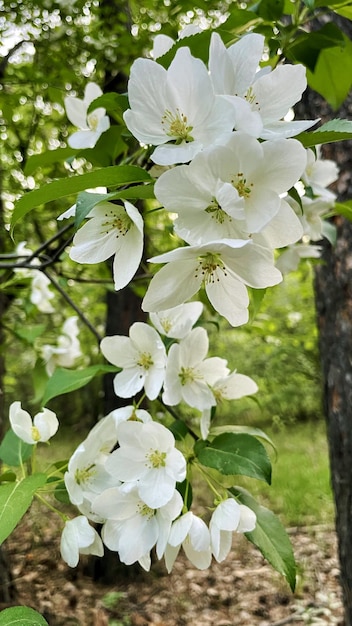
[100,303,258,438]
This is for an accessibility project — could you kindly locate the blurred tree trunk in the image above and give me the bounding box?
[295,14,352,622]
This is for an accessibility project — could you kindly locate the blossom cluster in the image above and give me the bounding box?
[65,31,337,327]
[60,407,255,571]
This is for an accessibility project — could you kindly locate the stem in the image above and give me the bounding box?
[35,492,68,522]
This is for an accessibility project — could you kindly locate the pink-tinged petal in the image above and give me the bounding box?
[100,335,136,368]
[64,96,89,129]
[142,260,201,312]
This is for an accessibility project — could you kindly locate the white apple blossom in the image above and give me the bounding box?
[9,401,58,445]
[69,200,143,291]
[200,371,259,439]
[100,322,167,400]
[162,327,229,411]
[60,516,104,568]
[93,484,183,568]
[123,46,235,165]
[154,132,307,241]
[165,511,212,572]
[276,243,322,274]
[105,420,186,508]
[64,82,110,149]
[150,301,203,339]
[210,499,256,563]
[41,316,81,376]
[302,146,339,200]
[208,32,317,139]
[142,239,282,327]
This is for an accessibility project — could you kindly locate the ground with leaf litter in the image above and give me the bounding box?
[1,505,345,626]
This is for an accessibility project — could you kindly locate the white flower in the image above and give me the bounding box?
[60,516,104,568]
[209,32,317,139]
[163,327,229,411]
[69,201,143,291]
[165,511,212,572]
[41,316,81,376]
[13,242,55,312]
[100,322,167,400]
[210,499,256,563]
[142,239,282,327]
[105,420,186,508]
[123,47,235,165]
[64,414,119,513]
[108,405,152,428]
[276,243,322,274]
[150,302,203,339]
[155,132,307,241]
[64,82,110,149]
[302,147,338,201]
[200,371,258,439]
[9,401,58,445]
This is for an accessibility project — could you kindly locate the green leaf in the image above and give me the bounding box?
[24,147,77,176]
[306,35,352,109]
[13,324,47,345]
[0,474,47,544]
[74,184,155,228]
[333,200,352,221]
[86,92,129,115]
[0,430,33,467]
[11,165,151,231]
[209,425,276,452]
[0,606,49,625]
[296,119,352,147]
[0,472,16,483]
[286,23,344,71]
[231,487,296,591]
[195,433,272,484]
[41,364,117,404]
[257,0,285,21]
[54,480,70,504]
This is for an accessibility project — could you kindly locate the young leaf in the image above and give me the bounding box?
[333,200,352,221]
[231,486,296,592]
[41,364,117,405]
[0,606,49,625]
[306,35,352,110]
[11,165,151,231]
[195,433,272,484]
[0,430,33,467]
[296,119,352,147]
[0,473,47,544]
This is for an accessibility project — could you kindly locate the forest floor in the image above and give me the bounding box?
[1,504,345,626]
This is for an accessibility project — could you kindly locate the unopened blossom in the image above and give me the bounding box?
[124,46,235,165]
[9,401,58,445]
[93,484,183,567]
[164,511,212,572]
[142,239,282,327]
[155,132,307,240]
[105,420,186,508]
[150,301,203,339]
[69,200,143,291]
[64,82,110,149]
[210,499,256,563]
[41,316,81,376]
[100,322,166,400]
[163,327,229,411]
[60,516,104,568]
[209,32,317,139]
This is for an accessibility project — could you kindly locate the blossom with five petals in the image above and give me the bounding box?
[142,239,282,327]
[105,420,186,508]
[100,322,167,400]
[150,301,203,339]
[124,47,235,165]
[69,200,143,291]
